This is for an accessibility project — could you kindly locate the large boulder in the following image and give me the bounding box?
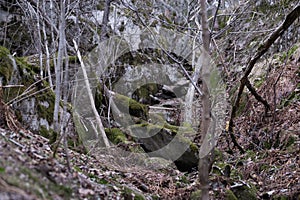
[129,123,198,172]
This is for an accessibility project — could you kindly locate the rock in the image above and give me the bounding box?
[0,48,74,142]
[231,185,257,200]
[130,123,199,172]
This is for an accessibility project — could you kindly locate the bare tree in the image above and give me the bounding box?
[53,0,66,133]
[198,0,213,199]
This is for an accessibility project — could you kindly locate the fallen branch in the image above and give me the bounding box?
[0,85,24,88]
[228,4,300,153]
[73,40,110,148]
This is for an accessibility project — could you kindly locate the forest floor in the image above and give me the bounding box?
[0,60,299,200]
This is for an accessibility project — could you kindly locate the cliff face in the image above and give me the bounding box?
[0,46,66,141]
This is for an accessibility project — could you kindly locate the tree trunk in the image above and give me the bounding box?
[198,0,213,199]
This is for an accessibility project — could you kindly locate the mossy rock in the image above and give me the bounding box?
[0,46,14,85]
[131,123,199,172]
[36,90,55,124]
[132,83,159,104]
[105,128,127,144]
[40,126,57,144]
[0,51,62,138]
[231,185,257,200]
[190,190,202,200]
[225,189,238,200]
[114,93,148,120]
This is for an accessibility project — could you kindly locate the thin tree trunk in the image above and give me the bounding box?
[53,0,65,132]
[101,0,112,41]
[42,0,53,89]
[198,0,212,199]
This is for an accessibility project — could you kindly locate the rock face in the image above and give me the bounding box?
[0,46,70,139]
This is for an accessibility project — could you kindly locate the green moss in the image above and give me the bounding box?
[7,164,72,199]
[88,173,109,185]
[105,128,127,144]
[229,86,249,116]
[0,46,13,85]
[40,126,57,144]
[280,82,300,107]
[245,150,256,160]
[52,184,73,198]
[65,55,78,63]
[253,77,265,88]
[232,185,257,200]
[179,175,189,184]
[189,142,198,153]
[134,83,158,101]
[259,164,270,171]
[96,2,105,10]
[286,135,295,148]
[225,190,238,200]
[190,190,202,200]
[163,122,179,132]
[122,186,145,200]
[36,90,55,124]
[16,57,40,75]
[0,167,5,173]
[214,148,224,161]
[132,122,198,154]
[288,45,298,58]
[114,93,148,119]
[277,44,298,62]
[273,196,289,200]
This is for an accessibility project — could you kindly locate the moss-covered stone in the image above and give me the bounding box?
[225,189,238,200]
[36,91,55,124]
[114,93,148,120]
[133,83,159,104]
[130,122,199,171]
[40,126,57,144]
[190,190,202,200]
[0,46,13,85]
[0,52,61,141]
[105,128,127,144]
[232,185,257,200]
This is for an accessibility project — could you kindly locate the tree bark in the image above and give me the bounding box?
[53,0,65,133]
[198,0,212,199]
